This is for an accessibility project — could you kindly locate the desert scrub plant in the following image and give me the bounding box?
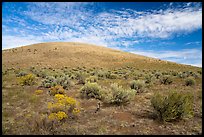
[185,77,195,86]
[35,90,43,95]
[160,75,173,85]
[155,72,161,79]
[80,82,102,99]
[151,91,194,122]
[76,73,86,85]
[144,74,155,84]
[55,76,72,89]
[48,111,68,121]
[41,76,55,88]
[16,71,28,77]
[18,74,36,86]
[107,73,118,79]
[48,94,80,121]
[85,76,98,83]
[177,72,187,79]
[130,80,145,93]
[97,70,110,79]
[104,83,135,105]
[49,85,65,96]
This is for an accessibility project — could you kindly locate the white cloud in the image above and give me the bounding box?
[2,35,43,49]
[130,48,202,67]
[20,2,202,44]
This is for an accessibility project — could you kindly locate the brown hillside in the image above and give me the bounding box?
[2,42,200,71]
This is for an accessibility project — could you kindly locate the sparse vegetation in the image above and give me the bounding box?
[2,42,202,135]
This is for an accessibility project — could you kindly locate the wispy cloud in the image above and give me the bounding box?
[15,2,202,46]
[130,48,202,67]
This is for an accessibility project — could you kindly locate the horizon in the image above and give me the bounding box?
[2,2,202,67]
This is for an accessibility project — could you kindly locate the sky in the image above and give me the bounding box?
[2,2,202,67]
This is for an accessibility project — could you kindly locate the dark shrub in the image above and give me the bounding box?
[160,75,173,85]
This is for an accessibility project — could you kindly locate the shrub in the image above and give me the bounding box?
[155,72,161,79]
[85,76,98,83]
[49,85,65,96]
[177,72,187,78]
[97,70,110,79]
[18,74,36,86]
[77,73,86,85]
[130,80,145,93]
[16,71,28,77]
[160,75,173,85]
[42,75,72,89]
[80,82,102,99]
[104,83,135,105]
[171,71,178,76]
[144,74,155,84]
[48,111,68,121]
[41,76,55,88]
[48,94,80,121]
[35,90,43,95]
[185,77,195,86]
[108,73,117,79]
[151,91,194,122]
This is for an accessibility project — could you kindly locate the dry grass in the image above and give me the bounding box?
[2,42,200,72]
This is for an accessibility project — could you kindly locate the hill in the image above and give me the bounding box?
[2,42,200,72]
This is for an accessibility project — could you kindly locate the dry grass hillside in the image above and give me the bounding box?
[2,42,202,135]
[2,42,200,72]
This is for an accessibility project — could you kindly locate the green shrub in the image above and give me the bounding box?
[97,70,110,79]
[107,73,117,79]
[144,74,155,84]
[155,72,161,79]
[160,75,173,85]
[85,76,98,83]
[41,75,72,89]
[185,77,195,86]
[18,74,36,86]
[130,80,145,93]
[177,72,187,78]
[56,76,72,89]
[80,82,102,99]
[41,76,55,88]
[171,71,178,76]
[151,91,194,122]
[16,71,28,77]
[197,70,202,75]
[104,83,135,105]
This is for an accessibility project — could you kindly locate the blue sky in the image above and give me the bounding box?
[2,2,202,67]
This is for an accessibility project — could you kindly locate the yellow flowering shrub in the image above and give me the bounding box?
[18,74,36,86]
[49,85,65,96]
[35,90,43,95]
[48,111,68,121]
[72,108,80,115]
[47,94,80,121]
